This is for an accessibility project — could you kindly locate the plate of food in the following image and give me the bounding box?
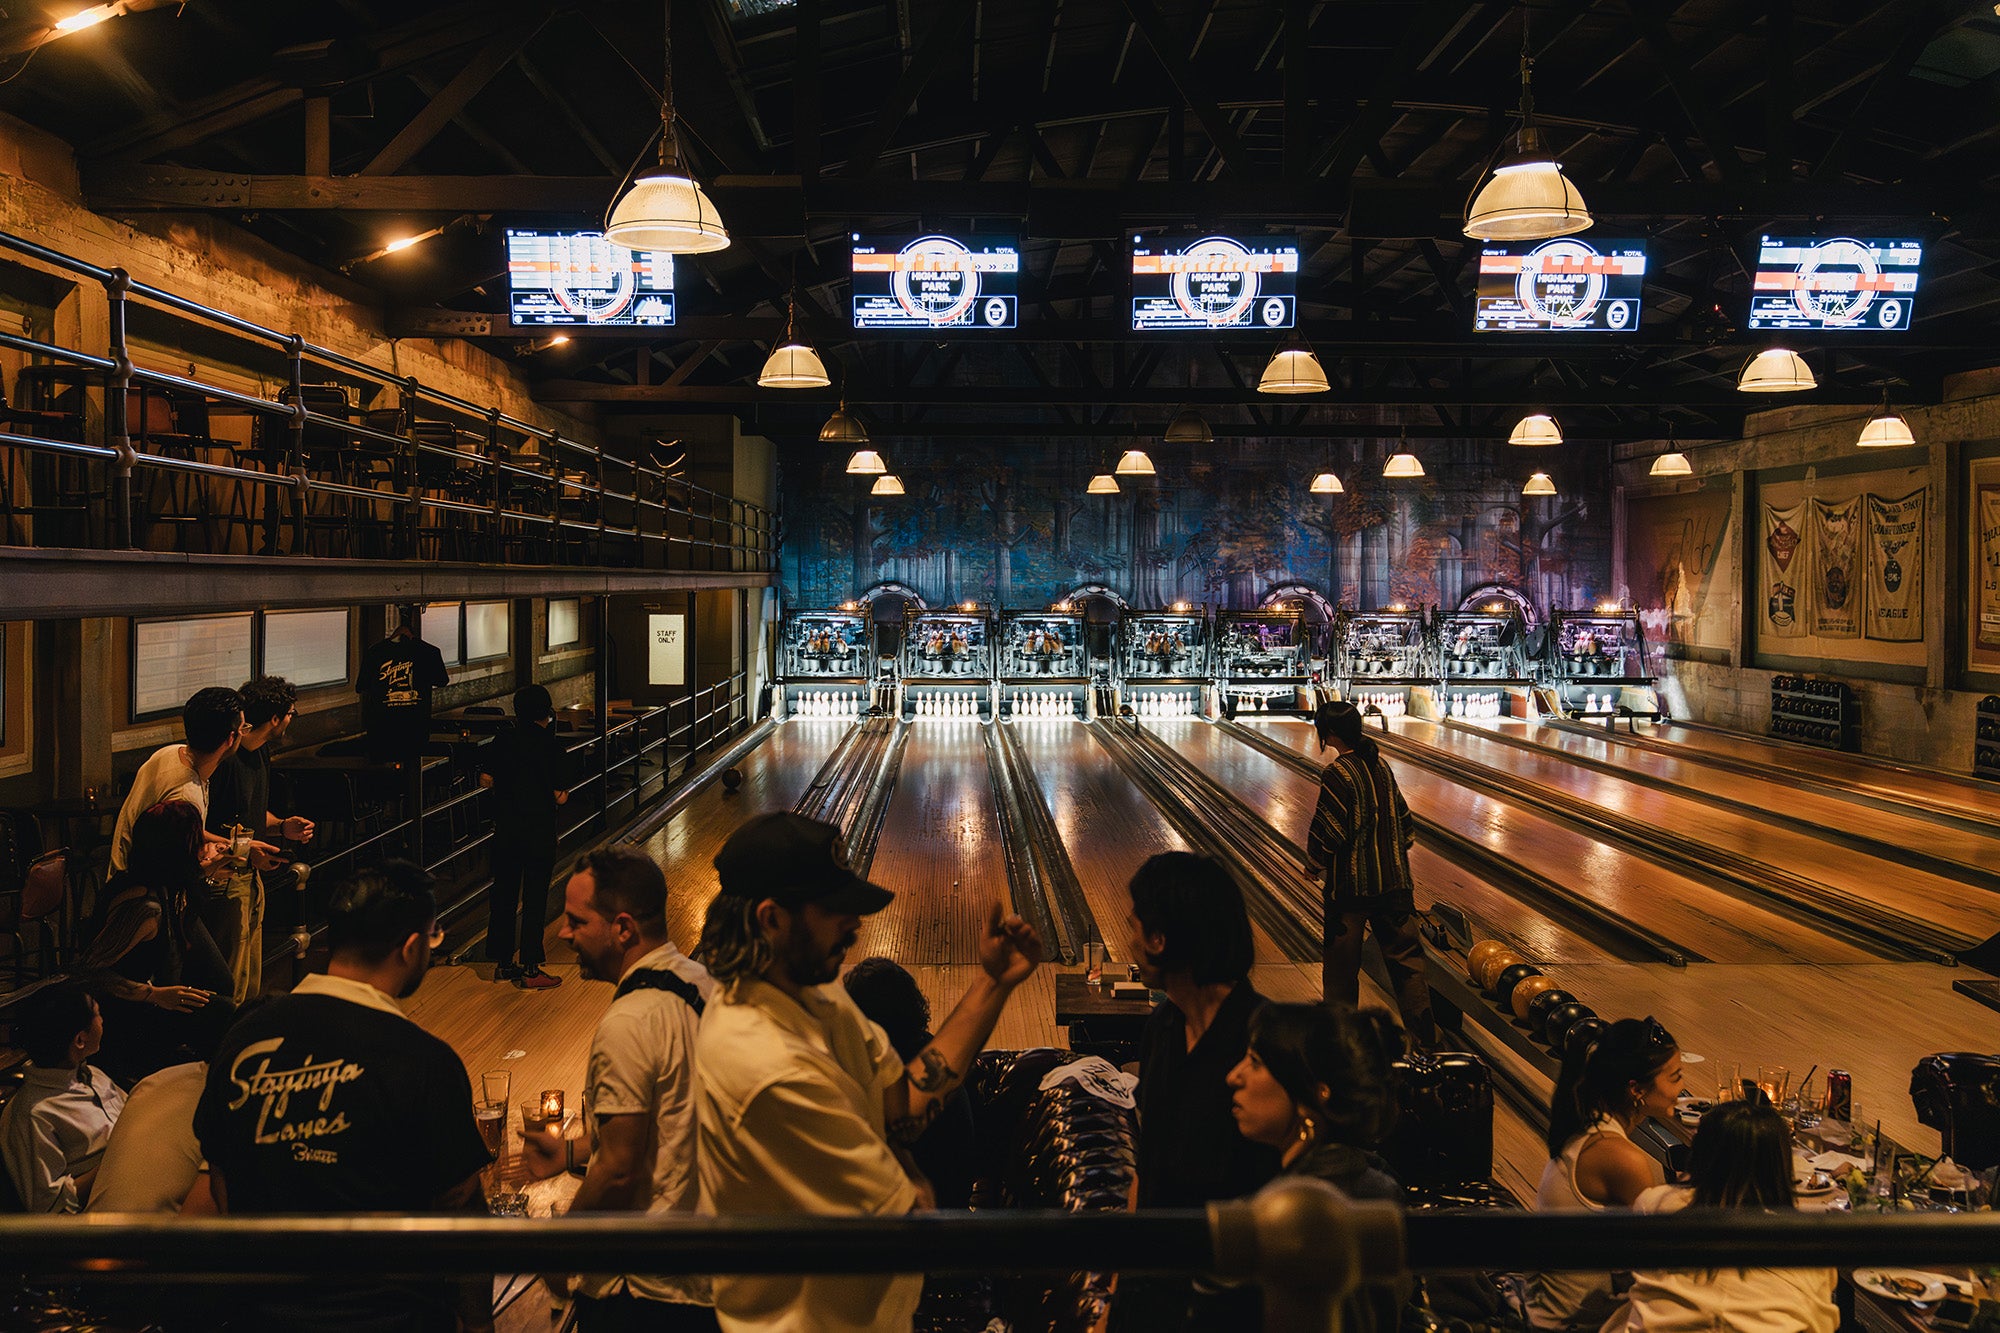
[1852,1270,1949,1303]
[1793,1169,1838,1197]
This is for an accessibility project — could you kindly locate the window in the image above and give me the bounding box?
[548,598,581,649]
[133,614,255,718]
[262,609,350,689]
[422,603,463,666]
[465,601,510,662]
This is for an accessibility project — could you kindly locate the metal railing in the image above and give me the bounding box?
[0,229,772,572]
[8,1183,2000,1333]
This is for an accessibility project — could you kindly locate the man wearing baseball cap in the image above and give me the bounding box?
[692,811,1042,1333]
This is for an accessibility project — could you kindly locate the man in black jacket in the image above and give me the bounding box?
[477,684,571,989]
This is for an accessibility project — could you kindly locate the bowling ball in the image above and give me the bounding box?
[1525,987,1575,1030]
[1510,974,1560,1022]
[1564,1016,1609,1061]
[1474,947,1524,991]
[1542,1001,1593,1048]
[720,767,743,795]
[1490,963,1541,1009]
[1466,940,1511,986]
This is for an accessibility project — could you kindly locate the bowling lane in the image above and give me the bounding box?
[1239,718,1879,965]
[1390,718,2000,947]
[640,718,855,952]
[1462,718,2000,878]
[1148,719,1617,966]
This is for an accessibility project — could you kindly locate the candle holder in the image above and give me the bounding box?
[540,1089,565,1125]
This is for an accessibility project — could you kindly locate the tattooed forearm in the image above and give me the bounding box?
[909,1048,959,1094]
[887,1102,944,1146]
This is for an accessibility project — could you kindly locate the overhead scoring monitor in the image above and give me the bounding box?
[1475,238,1647,332]
[505,229,675,328]
[1130,234,1298,330]
[1748,236,1921,331]
[851,234,1019,329]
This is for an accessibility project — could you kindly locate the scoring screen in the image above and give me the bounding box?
[1131,234,1298,330]
[851,234,1019,329]
[505,229,675,328]
[1747,236,1922,331]
[1475,239,1647,332]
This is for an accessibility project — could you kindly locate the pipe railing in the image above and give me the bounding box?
[7,1185,2000,1333]
[0,227,772,572]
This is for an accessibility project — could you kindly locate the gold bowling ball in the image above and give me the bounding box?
[1467,940,1511,985]
[1475,948,1525,991]
[1511,974,1560,1022]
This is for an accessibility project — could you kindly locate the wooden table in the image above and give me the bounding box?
[1054,972,1156,1056]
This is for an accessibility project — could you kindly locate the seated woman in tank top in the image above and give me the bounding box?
[1603,1099,1836,1333]
[1524,1017,1684,1330]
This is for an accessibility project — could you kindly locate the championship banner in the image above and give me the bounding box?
[1864,488,1926,642]
[1761,501,1807,638]
[1810,496,1862,638]
[1979,484,2000,651]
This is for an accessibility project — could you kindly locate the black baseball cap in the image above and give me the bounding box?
[713,812,895,915]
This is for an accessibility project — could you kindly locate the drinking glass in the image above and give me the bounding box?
[475,1101,506,1158]
[482,1070,511,1108]
[1756,1065,1790,1107]
[520,1100,551,1134]
[1716,1063,1742,1103]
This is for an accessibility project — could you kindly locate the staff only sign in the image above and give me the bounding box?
[648,612,687,686]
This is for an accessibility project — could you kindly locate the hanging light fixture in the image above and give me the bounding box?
[1086,473,1120,495]
[1383,452,1425,478]
[1309,471,1345,494]
[870,474,905,497]
[819,401,870,445]
[757,293,830,389]
[1164,407,1214,444]
[606,1,730,254]
[1856,393,1916,448]
[1736,347,1815,393]
[1258,339,1330,394]
[1463,28,1591,241]
[1115,449,1156,476]
[1649,425,1691,477]
[1522,471,1558,496]
[1508,412,1563,446]
[844,449,886,475]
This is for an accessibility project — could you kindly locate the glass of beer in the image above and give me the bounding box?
[475,1101,506,1158]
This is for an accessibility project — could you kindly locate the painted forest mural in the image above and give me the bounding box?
[779,439,1612,620]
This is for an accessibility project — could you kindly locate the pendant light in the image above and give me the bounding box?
[606,1,730,254]
[819,401,870,445]
[1258,339,1330,394]
[1736,347,1815,393]
[1856,393,1916,448]
[1464,29,1591,241]
[1164,407,1214,444]
[757,292,830,389]
[1309,471,1344,495]
[1522,471,1558,496]
[1086,473,1120,495]
[1115,449,1156,476]
[870,474,905,497]
[1508,412,1563,447]
[1382,428,1423,478]
[844,449,886,475]
[1648,424,1691,477]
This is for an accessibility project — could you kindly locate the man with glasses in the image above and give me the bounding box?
[195,862,493,1333]
[207,676,316,1004]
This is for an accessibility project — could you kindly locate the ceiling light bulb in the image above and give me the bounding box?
[1737,347,1815,393]
[1086,474,1120,495]
[1464,155,1593,241]
[758,342,831,389]
[870,474,905,497]
[1115,449,1156,476]
[1856,409,1915,448]
[1649,451,1693,477]
[844,449,886,475]
[1309,471,1344,494]
[1508,413,1563,447]
[1522,471,1558,496]
[607,169,730,255]
[1382,452,1425,478]
[1258,344,1330,395]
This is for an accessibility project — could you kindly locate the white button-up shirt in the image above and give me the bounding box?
[1,1062,127,1212]
[695,977,920,1333]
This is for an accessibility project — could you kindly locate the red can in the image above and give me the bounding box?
[1824,1069,1853,1123]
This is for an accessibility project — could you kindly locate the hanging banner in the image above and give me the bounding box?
[1761,501,1807,639]
[1979,484,2000,652]
[1864,488,1926,642]
[1810,496,1862,639]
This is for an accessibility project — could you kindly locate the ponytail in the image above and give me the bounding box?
[1314,700,1380,761]
[1545,1015,1678,1157]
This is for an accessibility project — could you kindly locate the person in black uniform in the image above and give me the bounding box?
[477,684,571,989]
[358,605,450,762]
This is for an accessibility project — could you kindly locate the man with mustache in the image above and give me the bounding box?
[692,812,1042,1333]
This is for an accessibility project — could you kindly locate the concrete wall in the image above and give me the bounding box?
[1614,376,2000,770]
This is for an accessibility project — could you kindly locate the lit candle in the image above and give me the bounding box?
[540,1089,564,1124]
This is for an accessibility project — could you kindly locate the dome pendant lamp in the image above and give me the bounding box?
[1856,393,1916,448]
[1164,407,1214,444]
[1649,423,1692,477]
[819,400,870,445]
[1309,470,1344,495]
[1464,37,1591,242]
[1736,347,1815,393]
[870,474,905,497]
[1086,473,1120,495]
[1508,412,1563,447]
[1258,339,1330,394]
[1522,471,1558,496]
[1382,430,1424,478]
[844,449,886,475]
[607,1,730,255]
[1115,448,1156,476]
[758,293,830,389]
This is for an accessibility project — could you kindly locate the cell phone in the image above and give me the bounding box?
[1932,1298,1976,1329]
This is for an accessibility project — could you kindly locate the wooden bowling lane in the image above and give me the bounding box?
[1466,718,2000,881]
[1237,718,1880,966]
[1147,719,1618,967]
[1389,717,2000,952]
[635,719,857,953]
